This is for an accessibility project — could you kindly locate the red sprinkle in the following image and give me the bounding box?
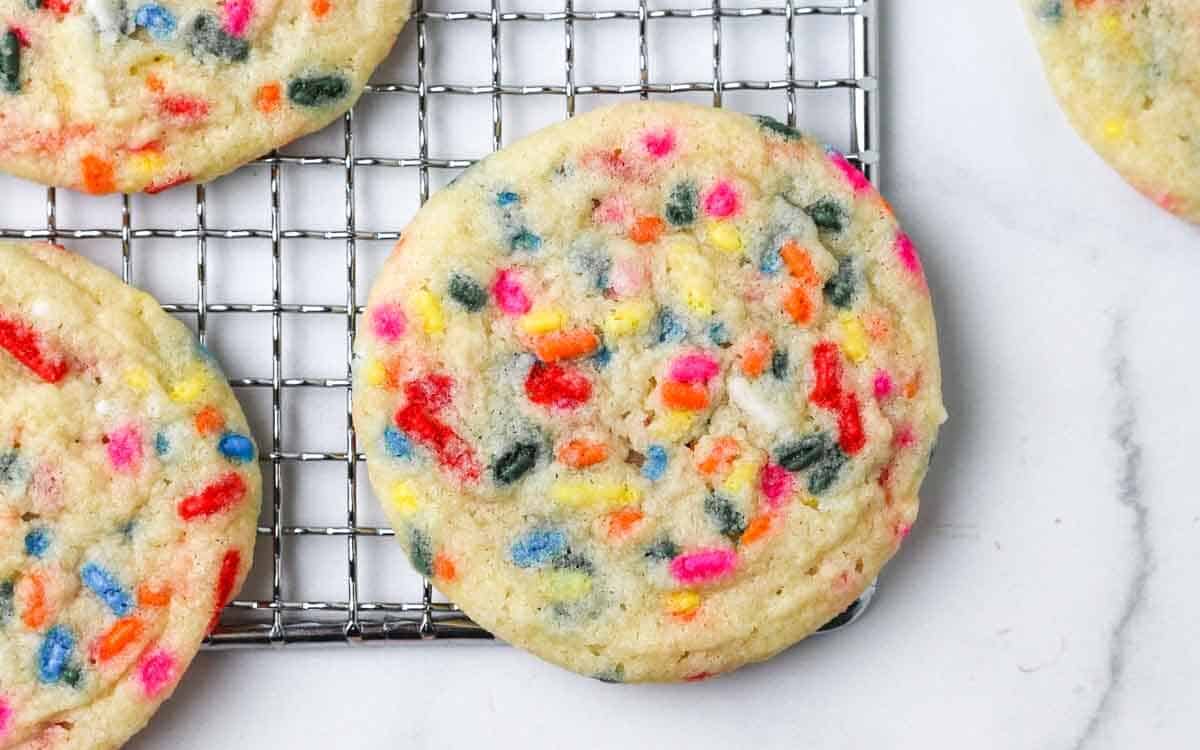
[524,361,592,410]
[145,174,191,195]
[178,473,247,520]
[0,314,69,383]
[208,549,241,632]
[159,95,210,124]
[808,341,843,409]
[836,392,866,455]
[394,375,482,482]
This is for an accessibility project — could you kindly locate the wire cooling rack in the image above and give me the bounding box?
[0,0,879,647]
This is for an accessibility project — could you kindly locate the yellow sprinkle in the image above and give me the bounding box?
[1100,12,1122,36]
[388,481,420,514]
[363,358,387,387]
[840,313,869,363]
[722,460,759,494]
[123,366,153,392]
[520,308,565,335]
[170,368,210,403]
[128,152,166,183]
[665,590,701,617]
[705,221,743,253]
[683,284,714,316]
[411,289,445,335]
[550,480,639,509]
[1102,117,1128,142]
[539,569,593,602]
[653,410,696,441]
[604,301,654,337]
[800,495,819,510]
[667,239,716,316]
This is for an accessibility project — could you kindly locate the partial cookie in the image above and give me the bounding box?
[1023,0,1200,222]
[354,102,945,682]
[0,241,261,748]
[0,0,410,194]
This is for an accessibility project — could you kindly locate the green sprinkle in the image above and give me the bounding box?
[407,526,433,577]
[187,13,249,62]
[753,114,803,141]
[665,182,697,227]
[448,274,487,312]
[823,256,856,309]
[807,447,847,494]
[2,30,21,95]
[644,538,679,561]
[492,442,538,485]
[287,73,350,108]
[704,494,746,541]
[805,197,848,233]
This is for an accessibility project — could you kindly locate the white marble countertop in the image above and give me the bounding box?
[10,0,1197,748]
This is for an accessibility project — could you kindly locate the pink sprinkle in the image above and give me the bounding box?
[669,548,737,585]
[10,26,30,47]
[609,256,647,297]
[491,269,532,316]
[759,464,793,509]
[702,181,741,219]
[895,522,911,541]
[0,697,12,738]
[894,424,916,449]
[894,232,925,285]
[592,194,631,227]
[872,370,894,400]
[668,353,720,384]
[370,303,407,343]
[138,649,177,698]
[107,424,143,474]
[640,129,676,158]
[829,150,872,194]
[221,0,254,37]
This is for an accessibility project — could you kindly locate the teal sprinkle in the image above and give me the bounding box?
[154,431,171,457]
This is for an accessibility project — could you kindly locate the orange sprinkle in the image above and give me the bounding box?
[738,332,772,378]
[904,372,921,399]
[145,74,165,93]
[432,552,457,582]
[605,507,644,539]
[740,515,774,545]
[81,154,116,195]
[661,381,709,411]
[558,439,609,469]
[310,0,331,16]
[783,284,815,325]
[865,312,891,342]
[629,216,665,245]
[194,406,225,436]
[780,240,820,286]
[533,328,599,362]
[137,583,173,607]
[697,436,740,476]
[20,572,47,629]
[255,82,282,114]
[95,616,144,662]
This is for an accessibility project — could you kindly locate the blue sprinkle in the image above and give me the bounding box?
[759,241,783,275]
[496,191,520,207]
[708,321,730,346]
[154,431,171,457]
[642,445,668,481]
[383,426,412,459]
[24,528,50,558]
[510,229,542,252]
[217,432,255,464]
[591,345,612,368]
[654,309,687,345]
[38,625,74,684]
[134,3,177,39]
[80,563,132,617]
[510,528,568,568]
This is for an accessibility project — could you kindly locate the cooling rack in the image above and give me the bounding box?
[0,0,880,647]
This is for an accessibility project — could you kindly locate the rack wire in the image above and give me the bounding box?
[0,0,880,647]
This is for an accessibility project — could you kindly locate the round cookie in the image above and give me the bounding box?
[0,0,410,194]
[354,102,945,682]
[1023,0,1200,223]
[0,241,261,748]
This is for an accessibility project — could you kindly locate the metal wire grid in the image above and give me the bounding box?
[0,0,880,646]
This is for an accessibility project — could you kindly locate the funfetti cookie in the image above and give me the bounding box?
[353,102,946,683]
[0,241,261,748]
[0,0,411,194]
[1023,0,1200,223]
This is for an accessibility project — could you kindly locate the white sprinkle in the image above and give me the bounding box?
[30,299,53,318]
[728,376,785,434]
[86,0,131,44]
[95,400,115,416]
